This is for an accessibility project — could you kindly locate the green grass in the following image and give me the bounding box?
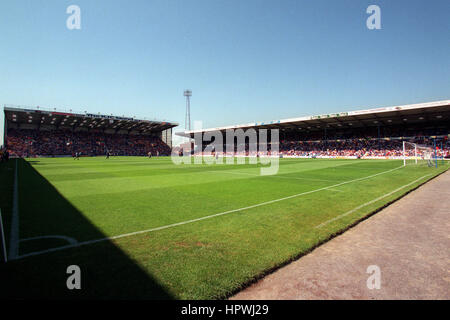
[0,156,448,299]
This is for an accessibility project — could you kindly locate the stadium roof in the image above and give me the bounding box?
[4,105,178,133]
[177,100,450,137]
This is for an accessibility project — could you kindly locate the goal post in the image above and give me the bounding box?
[403,141,417,166]
[403,141,437,167]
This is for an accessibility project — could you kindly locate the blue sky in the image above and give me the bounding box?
[1,0,449,146]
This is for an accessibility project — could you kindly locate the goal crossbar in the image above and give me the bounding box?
[403,141,437,167]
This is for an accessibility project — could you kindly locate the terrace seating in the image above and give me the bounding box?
[5,129,171,157]
[195,135,449,159]
[278,138,450,158]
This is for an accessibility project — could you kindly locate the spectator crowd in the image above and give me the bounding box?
[5,128,450,160]
[6,129,171,157]
[0,147,10,162]
[193,135,450,159]
[279,138,450,159]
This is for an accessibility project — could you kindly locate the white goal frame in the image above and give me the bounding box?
[403,141,436,167]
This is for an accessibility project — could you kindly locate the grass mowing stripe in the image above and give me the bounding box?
[315,173,432,228]
[6,158,447,299]
[8,159,19,260]
[206,170,336,182]
[15,165,403,260]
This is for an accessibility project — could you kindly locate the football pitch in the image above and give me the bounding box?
[0,157,448,299]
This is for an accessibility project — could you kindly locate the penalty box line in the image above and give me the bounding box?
[16,165,404,260]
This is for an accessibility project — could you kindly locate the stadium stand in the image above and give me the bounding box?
[6,129,172,157]
[278,138,450,159]
[0,147,10,162]
[191,138,449,159]
[3,105,178,158]
[178,100,450,160]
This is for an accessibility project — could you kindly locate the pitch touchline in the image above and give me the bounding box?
[315,173,432,228]
[16,166,403,260]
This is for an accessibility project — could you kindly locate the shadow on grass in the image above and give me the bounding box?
[0,159,174,299]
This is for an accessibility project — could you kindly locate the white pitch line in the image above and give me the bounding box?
[326,188,344,193]
[0,209,8,262]
[8,159,19,260]
[204,159,369,182]
[20,235,78,245]
[315,173,432,229]
[207,170,336,182]
[15,165,404,260]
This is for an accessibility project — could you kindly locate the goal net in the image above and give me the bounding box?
[403,141,437,167]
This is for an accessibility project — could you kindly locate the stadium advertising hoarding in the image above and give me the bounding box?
[85,113,134,121]
[310,112,349,120]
